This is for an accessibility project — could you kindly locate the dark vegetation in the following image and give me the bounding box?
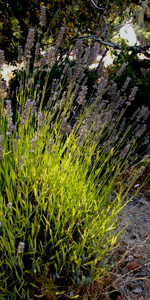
[0,0,136,61]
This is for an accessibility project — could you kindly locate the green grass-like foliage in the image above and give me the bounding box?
[0,22,149,300]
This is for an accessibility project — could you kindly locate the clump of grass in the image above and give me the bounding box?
[0,8,150,299]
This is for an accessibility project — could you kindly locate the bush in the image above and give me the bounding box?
[0,14,150,300]
[109,41,150,126]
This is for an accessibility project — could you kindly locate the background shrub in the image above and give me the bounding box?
[109,42,150,128]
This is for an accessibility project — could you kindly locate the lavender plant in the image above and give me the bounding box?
[0,8,149,299]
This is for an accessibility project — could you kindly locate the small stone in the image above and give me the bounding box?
[132,287,143,294]
[70,291,74,297]
[127,261,139,271]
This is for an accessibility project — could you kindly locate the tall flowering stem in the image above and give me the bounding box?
[0,50,4,70]
[24,29,35,58]
[39,5,46,28]
[5,100,13,132]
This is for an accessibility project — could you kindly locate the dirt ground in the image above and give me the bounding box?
[109,189,150,300]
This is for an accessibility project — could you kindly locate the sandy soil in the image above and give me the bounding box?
[111,192,150,300]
